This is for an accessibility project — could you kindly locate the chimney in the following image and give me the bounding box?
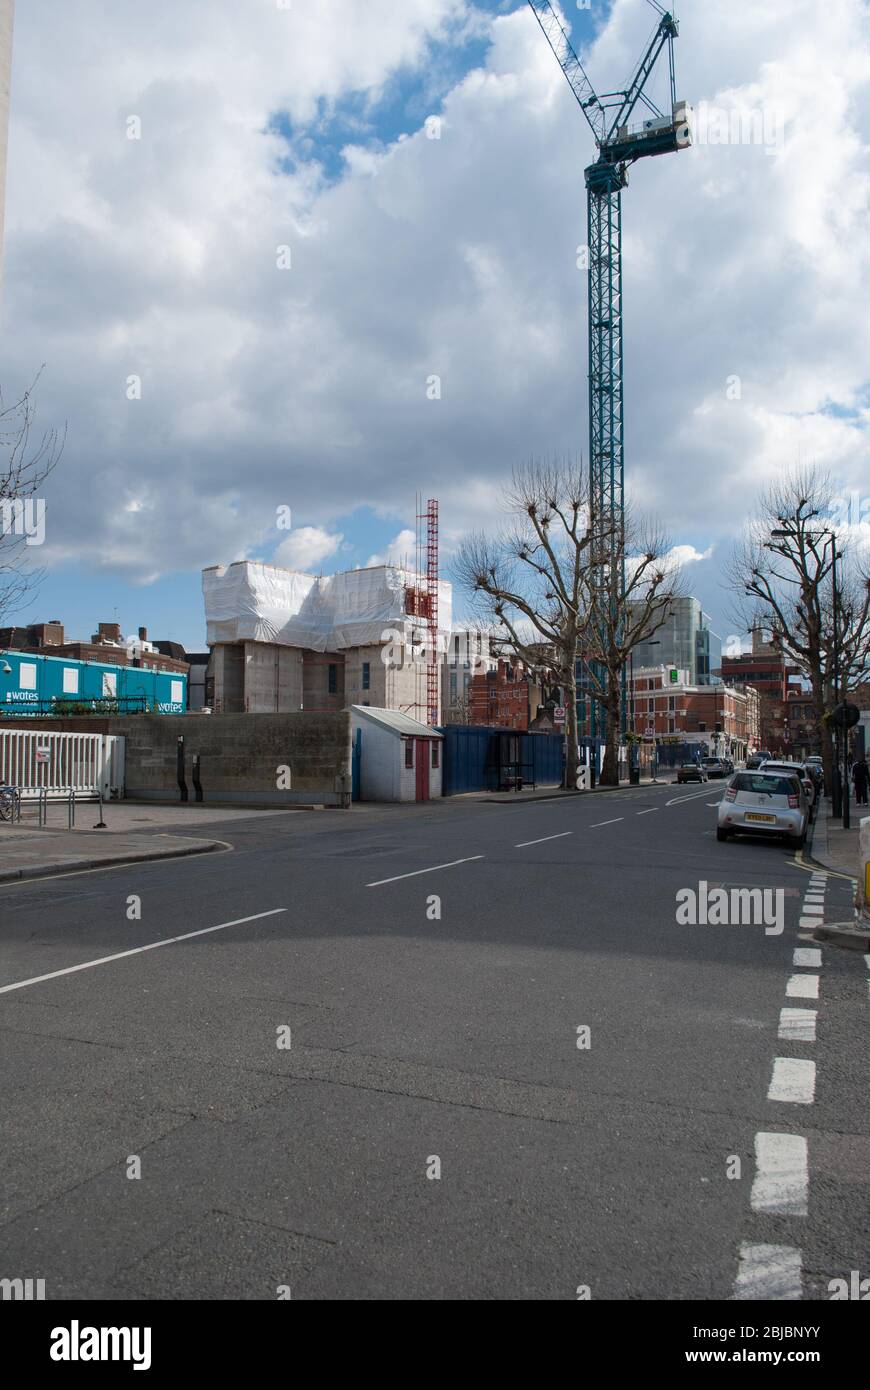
[96,622,122,643]
[138,626,147,642]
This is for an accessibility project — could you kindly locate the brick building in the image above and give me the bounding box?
[468,657,545,731]
[0,620,189,676]
[629,666,760,760]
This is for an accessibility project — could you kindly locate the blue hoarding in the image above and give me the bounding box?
[0,649,187,715]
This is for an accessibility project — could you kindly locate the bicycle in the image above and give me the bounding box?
[0,785,18,821]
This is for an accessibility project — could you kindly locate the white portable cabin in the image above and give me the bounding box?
[350,706,443,803]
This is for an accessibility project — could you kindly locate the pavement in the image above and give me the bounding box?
[0,780,867,1301]
[808,795,870,952]
[0,803,311,883]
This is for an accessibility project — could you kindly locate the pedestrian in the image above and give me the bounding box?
[852,756,869,806]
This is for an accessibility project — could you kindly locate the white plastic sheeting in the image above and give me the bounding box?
[203,562,452,653]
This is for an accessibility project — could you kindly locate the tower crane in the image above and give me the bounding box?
[527,0,691,737]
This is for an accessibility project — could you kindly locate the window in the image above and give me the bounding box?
[432,742,440,769]
[62,667,79,695]
[362,661,370,692]
[328,664,337,695]
[698,722,706,733]
[668,696,675,711]
[19,662,37,691]
[648,699,655,714]
[404,741,414,769]
[170,679,183,704]
[102,671,117,698]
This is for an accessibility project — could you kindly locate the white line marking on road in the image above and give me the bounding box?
[0,909,288,996]
[803,895,825,905]
[515,832,572,848]
[367,856,484,887]
[799,917,823,930]
[666,789,715,806]
[768,1057,816,1104]
[864,955,870,970]
[800,903,824,914]
[636,808,660,815]
[750,1132,809,1216]
[778,1008,816,1043]
[589,818,624,828]
[733,1244,803,1301]
[793,947,821,968]
[786,973,819,999]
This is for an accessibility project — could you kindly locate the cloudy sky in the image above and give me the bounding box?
[1,0,869,651]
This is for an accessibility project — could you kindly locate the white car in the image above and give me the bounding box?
[717,770,809,846]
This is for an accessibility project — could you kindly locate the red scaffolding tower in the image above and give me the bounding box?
[423,499,439,725]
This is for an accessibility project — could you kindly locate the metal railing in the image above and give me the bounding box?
[0,784,107,828]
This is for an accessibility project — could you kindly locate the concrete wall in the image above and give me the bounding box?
[212,644,244,713]
[115,712,351,806]
[303,650,345,712]
[242,641,303,713]
[0,0,13,298]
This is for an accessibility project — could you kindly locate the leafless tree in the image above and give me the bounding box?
[453,457,681,789]
[453,458,592,788]
[0,372,65,624]
[727,464,870,791]
[580,515,685,785]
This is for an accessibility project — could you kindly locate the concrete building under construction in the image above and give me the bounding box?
[204,559,453,722]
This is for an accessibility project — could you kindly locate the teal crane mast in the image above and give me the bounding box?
[527,1,690,737]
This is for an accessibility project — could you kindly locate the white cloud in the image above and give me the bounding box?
[274,526,343,571]
[1,0,868,636]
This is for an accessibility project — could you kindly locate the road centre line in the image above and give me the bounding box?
[589,818,624,829]
[0,909,288,996]
[515,832,573,848]
[636,808,660,815]
[367,856,484,887]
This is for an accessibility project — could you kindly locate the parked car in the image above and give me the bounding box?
[717,770,809,845]
[677,762,708,783]
[746,750,772,770]
[702,757,728,778]
[758,760,817,817]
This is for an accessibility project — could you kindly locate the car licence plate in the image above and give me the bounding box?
[745,812,776,824]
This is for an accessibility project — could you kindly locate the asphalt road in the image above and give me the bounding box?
[0,784,866,1300]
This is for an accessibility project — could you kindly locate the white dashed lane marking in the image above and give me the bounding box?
[515,832,572,848]
[751,1133,809,1216]
[793,948,822,968]
[778,1008,816,1042]
[786,973,819,1000]
[589,818,624,828]
[367,856,484,887]
[0,909,288,996]
[768,1057,816,1105]
[734,1244,803,1300]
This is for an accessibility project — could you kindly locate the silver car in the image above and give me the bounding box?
[759,760,817,817]
[717,770,808,846]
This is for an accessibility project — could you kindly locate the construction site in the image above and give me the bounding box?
[204,500,453,723]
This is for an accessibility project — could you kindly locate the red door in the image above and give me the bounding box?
[415,739,430,801]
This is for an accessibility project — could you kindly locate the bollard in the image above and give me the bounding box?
[177,736,188,803]
[68,788,76,829]
[192,753,203,804]
[859,816,870,922]
[93,789,107,829]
